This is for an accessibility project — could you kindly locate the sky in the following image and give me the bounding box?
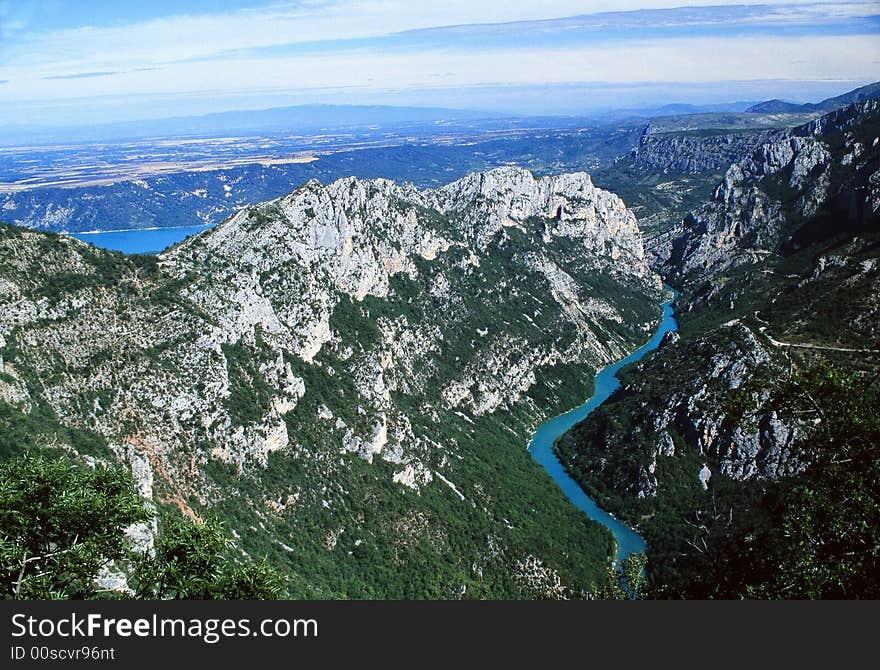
[0,0,878,126]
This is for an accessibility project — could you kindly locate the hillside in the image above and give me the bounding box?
[746,81,880,114]
[0,167,666,598]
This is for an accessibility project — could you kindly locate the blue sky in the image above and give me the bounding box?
[0,1,878,126]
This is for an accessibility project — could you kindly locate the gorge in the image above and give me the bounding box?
[2,94,878,600]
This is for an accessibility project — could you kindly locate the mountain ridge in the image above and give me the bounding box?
[0,165,665,598]
[746,81,880,114]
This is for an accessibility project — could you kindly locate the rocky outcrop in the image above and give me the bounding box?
[430,169,649,270]
[558,321,807,500]
[664,100,880,286]
[558,100,880,518]
[630,130,773,174]
[152,168,660,477]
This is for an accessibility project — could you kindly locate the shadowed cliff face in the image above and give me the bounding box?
[555,101,880,598]
[0,166,665,598]
[559,100,879,497]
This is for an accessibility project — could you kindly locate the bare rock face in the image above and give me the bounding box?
[430,168,649,271]
[630,130,775,174]
[152,167,662,479]
[562,101,880,503]
[558,320,809,502]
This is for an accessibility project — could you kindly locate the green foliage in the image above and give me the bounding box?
[648,366,880,599]
[132,514,285,600]
[0,221,24,238]
[214,559,287,600]
[36,271,98,302]
[209,413,617,599]
[244,204,284,232]
[0,454,286,600]
[148,271,196,309]
[129,253,160,276]
[0,400,113,462]
[0,455,149,599]
[595,553,648,600]
[222,340,275,426]
[743,367,880,598]
[208,213,664,599]
[25,241,141,304]
[561,357,880,599]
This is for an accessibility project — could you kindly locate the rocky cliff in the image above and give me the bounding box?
[665,100,880,286]
[0,166,665,598]
[629,129,774,175]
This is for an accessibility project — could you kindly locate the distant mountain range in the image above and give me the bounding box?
[6,82,880,234]
[746,81,880,114]
[5,82,877,146]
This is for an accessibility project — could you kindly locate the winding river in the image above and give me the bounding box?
[528,290,679,563]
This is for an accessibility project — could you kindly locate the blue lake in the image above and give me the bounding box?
[70,224,214,255]
[528,290,679,563]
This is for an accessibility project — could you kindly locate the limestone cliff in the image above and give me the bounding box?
[554,101,880,596]
[665,100,880,286]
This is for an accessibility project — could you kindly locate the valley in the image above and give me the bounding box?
[557,99,880,598]
[1,109,820,235]
[0,166,665,597]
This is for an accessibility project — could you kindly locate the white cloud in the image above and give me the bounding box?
[8,33,878,103]
[1,0,859,72]
[0,1,876,123]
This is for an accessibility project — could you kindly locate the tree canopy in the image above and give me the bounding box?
[0,454,285,600]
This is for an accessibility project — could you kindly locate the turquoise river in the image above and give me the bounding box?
[528,291,679,563]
